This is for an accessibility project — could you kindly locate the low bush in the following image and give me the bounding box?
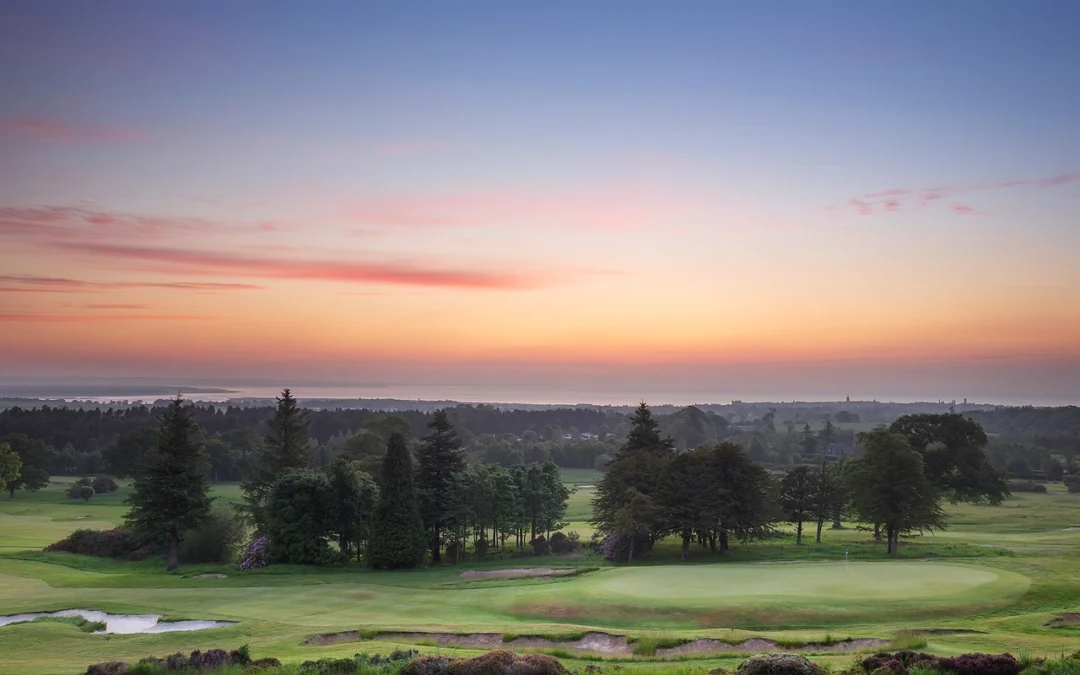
[532,536,550,556]
[549,531,581,555]
[1007,480,1047,493]
[402,649,566,675]
[92,476,119,493]
[181,507,246,564]
[46,527,139,558]
[937,653,1020,675]
[735,653,827,675]
[239,536,270,570]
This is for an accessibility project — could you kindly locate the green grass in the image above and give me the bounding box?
[3,478,1080,674]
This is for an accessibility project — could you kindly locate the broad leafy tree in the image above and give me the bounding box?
[0,442,22,495]
[102,426,158,478]
[889,413,1007,504]
[242,388,311,531]
[416,410,466,563]
[265,469,336,565]
[125,398,213,571]
[846,428,945,555]
[368,432,426,569]
[812,461,845,542]
[326,457,379,561]
[779,465,815,545]
[1,433,53,498]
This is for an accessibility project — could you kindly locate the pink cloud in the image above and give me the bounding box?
[84,304,150,310]
[52,242,587,290]
[847,199,874,216]
[0,313,210,322]
[374,140,450,156]
[951,204,986,216]
[0,274,261,293]
[345,187,684,232]
[838,171,1078,216]
[1,117,145,142]
[0,205,214,243]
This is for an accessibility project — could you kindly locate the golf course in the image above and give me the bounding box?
[1,474,1079,674]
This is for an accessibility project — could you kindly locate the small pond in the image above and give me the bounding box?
[0,609,236,634]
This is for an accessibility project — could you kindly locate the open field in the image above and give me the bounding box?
[2,479,1080,674]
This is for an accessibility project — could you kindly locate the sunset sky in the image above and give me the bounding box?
[2,1,1079,405]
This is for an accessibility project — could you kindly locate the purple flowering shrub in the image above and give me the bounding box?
[240,536,270,570]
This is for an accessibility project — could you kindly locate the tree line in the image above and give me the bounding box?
[121,390,571,571]
[592,405,1009,560]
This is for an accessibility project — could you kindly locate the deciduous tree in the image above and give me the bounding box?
[779,465,815,545]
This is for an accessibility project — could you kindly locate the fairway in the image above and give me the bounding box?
[587,562,1016,602]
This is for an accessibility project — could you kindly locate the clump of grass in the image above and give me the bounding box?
[628,633,691,656]
[888,630,928,651]
[355,627,381,640]
[28,616,106,633]
[502,630,587,643]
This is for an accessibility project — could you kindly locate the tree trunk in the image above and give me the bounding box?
[795,520,803,545]
[832,506,842,529]
[887,527,899,555]
[680,530,691,562]
[709,534,717,555]
[626,533,634,564]
[873,522,882,541]
[816,518,824,544]
[166,530,180,572]
[8,484,14,498]
[432,526,441,563]
[720,529,729,553]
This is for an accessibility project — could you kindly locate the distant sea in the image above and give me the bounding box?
[0,382,1073,408]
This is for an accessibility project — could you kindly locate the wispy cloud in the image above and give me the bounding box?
[832,172,1080,216]
[1,117,146,143]
[52,242,582,290]
[951,204,986,216]
[345,187,684,232]
[0,205,214,242]
[374,140,450,156]
[0,274,262,294]
[84,303,150,310]
[0,313,210,322]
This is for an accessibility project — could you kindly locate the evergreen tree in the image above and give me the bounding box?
[812,461,845,541]
[416,410,466,563]
[125,398,212,571]
[241,388,311,531]
[368,432,426,569]
[889,413,1007,504]
[846,429,945,555]
[592,402,674,558]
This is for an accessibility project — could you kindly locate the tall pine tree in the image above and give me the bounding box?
[241,388,311,531]
[125,397,212,571]
[592,402,674,559]
[368,432,426,569]
[416,410,465,563]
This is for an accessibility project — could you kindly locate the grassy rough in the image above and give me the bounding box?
[2,480,1080,675]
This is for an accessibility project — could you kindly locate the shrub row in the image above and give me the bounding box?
[861,651,1021,675]
[1007,480,1048,493]
[86,649,421,675]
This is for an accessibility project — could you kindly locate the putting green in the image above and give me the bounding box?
[537,561,1031,619]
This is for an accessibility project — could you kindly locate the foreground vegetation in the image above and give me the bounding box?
[3,396,1080,674]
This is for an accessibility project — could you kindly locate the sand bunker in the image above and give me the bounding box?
[0,610,236,634]
[459,568,577,579]
[308,630,888,657]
